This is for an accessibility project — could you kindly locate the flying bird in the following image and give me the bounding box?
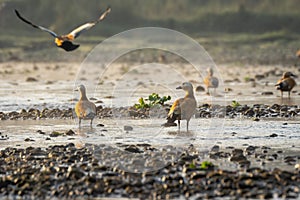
[15,7,111,51]
[203,67,219,95]
[164,82,197,132]
[275,71,296,98]
[75,84,97,127]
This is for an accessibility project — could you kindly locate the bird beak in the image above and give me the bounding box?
[176,86,182,89]
[74,88,79,91]
[291,73,297,78]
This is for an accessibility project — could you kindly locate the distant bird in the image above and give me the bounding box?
[75,85,97,127]
[164,82,197,131]
[15,7,111,51]
[203,67,219,95]
[275,71,296,98]
[296,49,300,58]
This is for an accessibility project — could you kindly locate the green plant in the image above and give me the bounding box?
[231,100,241,108]
[244,76,251,82]
[134,93,171,109]
[200,161,214,170]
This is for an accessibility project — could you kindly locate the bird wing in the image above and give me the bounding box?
[168,99,182,116]
[167,98,184,124]
[203,76,210,86]
[15,9,58,38]
[68,6,111,39]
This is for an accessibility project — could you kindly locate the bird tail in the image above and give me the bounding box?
[162,113,178,127]
[167,113,178,123]
[275,82,284,90]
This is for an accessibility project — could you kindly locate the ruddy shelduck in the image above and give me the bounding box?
[275,71,296,98]
[166,82,197,131]
[15,7,111,51]
[203,67,219,95]
[75,85,97,127]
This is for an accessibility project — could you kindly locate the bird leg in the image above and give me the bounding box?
[186,120,189,132]
[79,118,81,128]
[90,119,93,127]
[178,119,181,132]
[206,88,210,95]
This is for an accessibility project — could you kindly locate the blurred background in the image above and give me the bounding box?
[1,0,300,65]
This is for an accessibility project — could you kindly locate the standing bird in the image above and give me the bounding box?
[296,49,300,58]
[15,7,111,51]
[165,82,197,132]
[275,71,296,98]
[75,85,97,127]
[203,67,219,95]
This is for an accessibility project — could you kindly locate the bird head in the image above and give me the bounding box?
[207,67,213,76]
[283,71,296,78]
[75,84,86,92]
[176,82,193,91]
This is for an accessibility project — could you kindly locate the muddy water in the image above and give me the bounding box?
[1,117,299,171]
[0,63,299,172]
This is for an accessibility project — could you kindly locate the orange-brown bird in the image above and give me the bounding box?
[75,85,97,127]
[275,71,296,98]
[203,67,219,95]
[165,82,197,131]
[296,49,300,58]
[15,7,111,51]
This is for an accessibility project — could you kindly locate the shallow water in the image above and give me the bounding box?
[1,117,299,148]
[1,63,299,112]
[1,117,299,172]
[0,63,299,173]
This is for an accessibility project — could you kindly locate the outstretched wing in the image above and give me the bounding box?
[15,9,58,38]
[68,6,111,39]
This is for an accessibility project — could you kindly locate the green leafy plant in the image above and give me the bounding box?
[189,161,196,169]
[244,76,251,82]
[200,161,214,170]
[134,93,171,109]
[231,100,241,108]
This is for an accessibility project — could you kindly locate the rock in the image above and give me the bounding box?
[211,145,220,153]
[24,138,34,142]
[37,130,45,134]
[49,131,63,137]
[124,125,133,132]
[124,145,143,153]
[26,77,38,82]
[65,129,75,136]
[269,133,278,137]
[261,91,273,95]
[255,74,265,80]
[225,88,233,92]
[195,85,205,92]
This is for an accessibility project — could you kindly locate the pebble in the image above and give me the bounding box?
[0,143,298,199]
[261,91,273,95]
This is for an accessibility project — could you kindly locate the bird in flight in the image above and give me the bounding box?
[15,7,111,51]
